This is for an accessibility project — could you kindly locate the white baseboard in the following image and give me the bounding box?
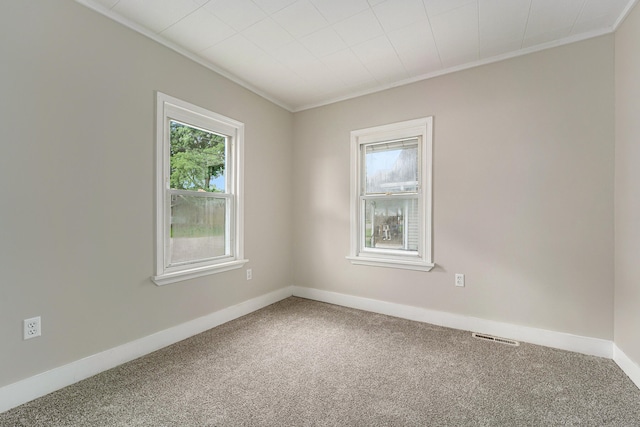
[614,344,640,390]
[292,286,613,359]
[0,286,294,414]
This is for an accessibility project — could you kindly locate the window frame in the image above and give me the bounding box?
[347,117,434,272]
[153,92,247,286]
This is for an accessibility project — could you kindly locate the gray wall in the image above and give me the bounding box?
[292,35,615,340]
[615,4,640,367]
[0,0,293,387]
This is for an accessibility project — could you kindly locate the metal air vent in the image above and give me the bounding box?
[472,332,520,346]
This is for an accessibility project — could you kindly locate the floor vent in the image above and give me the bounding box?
[472,332,520,347]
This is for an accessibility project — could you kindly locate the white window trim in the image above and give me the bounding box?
[152,92,247,286]
[347,117,434,272]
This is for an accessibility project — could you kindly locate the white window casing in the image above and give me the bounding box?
[153,92,247,285]
[347,117,434,272]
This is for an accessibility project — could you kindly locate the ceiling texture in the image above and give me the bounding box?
[78,0,637,111]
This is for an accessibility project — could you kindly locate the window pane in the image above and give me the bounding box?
[364,139,418,194]
[170,195,227,265]
[364,198,419,251]
[170,120,226,192]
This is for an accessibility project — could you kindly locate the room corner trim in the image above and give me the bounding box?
[613,344,640,390]
[291,286,613,359]
[0,286,294,414]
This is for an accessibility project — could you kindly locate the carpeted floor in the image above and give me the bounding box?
[1,297,639,426]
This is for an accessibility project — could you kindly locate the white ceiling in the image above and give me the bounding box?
[79,0,637,111]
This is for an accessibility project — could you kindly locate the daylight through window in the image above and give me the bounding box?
[153,93,247,285]
[348,118,434,271]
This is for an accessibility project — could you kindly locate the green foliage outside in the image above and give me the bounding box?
[171,223,224,238]
[169,121,227,240]
[170,121,225,192]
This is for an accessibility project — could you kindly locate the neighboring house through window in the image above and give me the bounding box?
[153,92,247,285]
[347,117,434,271]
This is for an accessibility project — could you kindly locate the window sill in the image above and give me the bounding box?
[152,259,249,286]
[346,256,434,272]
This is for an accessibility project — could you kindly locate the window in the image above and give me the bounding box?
[347,117,434,271]
[153,92,247,285]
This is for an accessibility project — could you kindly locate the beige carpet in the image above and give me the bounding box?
[1,297,639,426]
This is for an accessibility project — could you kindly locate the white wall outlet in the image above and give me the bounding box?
[246,269,252,280]
[24,316,41,340]
[455,274,465,287]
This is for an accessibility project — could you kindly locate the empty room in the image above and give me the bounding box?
[1,0,640,425]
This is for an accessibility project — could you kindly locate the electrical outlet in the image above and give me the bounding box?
[455,274,465,287]
[24,316,41,340]
[246,269,252,280]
